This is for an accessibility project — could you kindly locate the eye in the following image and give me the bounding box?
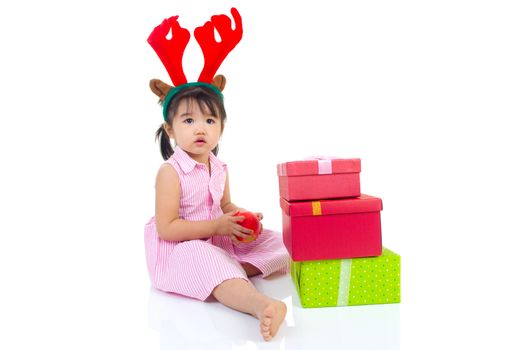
[183,118,193,124]
[206,118,216,124]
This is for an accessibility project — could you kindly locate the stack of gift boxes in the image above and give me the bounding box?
[277,157,400,308]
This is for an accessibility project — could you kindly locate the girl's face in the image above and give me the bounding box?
[164,98,222,164]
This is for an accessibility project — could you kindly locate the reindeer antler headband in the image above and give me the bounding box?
[148,8,243,122]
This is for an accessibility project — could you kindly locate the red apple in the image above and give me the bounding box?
[234,211,261,243]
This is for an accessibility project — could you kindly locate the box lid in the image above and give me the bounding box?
[277,157,361,176]
[280,194,382,217]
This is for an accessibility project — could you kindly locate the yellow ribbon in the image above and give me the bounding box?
[311,201,322,216]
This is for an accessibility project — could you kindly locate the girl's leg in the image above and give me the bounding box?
[234,229,290,279]
[212,278,286,341]
[241,262,261,277]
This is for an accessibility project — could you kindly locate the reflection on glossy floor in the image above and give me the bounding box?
[148,273,400,349]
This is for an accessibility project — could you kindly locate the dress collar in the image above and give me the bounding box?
[173,146,225,174]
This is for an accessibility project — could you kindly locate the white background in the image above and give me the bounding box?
[1,0,527,349]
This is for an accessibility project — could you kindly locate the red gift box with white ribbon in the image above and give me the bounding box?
[277,157,361,201]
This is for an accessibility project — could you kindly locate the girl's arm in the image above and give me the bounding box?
[220,172,241,213]
[155,164,216,241]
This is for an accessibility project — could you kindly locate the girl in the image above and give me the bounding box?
[144,81,290,341]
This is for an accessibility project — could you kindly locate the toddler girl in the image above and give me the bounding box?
[144,9,290,341]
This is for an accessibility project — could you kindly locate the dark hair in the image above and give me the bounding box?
[155,86,227,160]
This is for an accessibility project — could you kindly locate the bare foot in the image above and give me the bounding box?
[257,300,287,341]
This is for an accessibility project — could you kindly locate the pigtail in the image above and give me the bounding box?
[155,124,174,161]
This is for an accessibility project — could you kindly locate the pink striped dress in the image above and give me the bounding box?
[144,146,290,301]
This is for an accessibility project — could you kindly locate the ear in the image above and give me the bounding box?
[162,122,174,138]
[212,75,226,92]
[149,79,173,101]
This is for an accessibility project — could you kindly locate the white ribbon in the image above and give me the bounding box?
[337,259,352,306]
[317,159,333,174]
[304,156,338,175]
[279,156,339,176]
[278,162,287,176]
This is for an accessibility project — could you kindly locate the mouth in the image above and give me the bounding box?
[194,138,206,145]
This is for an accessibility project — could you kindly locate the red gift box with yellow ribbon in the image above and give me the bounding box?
[280,194,383,261]
[277,157,361,201]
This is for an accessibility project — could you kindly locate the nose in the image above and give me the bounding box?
[194,120,206,134]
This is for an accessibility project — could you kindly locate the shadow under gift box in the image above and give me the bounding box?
[291,247,400,308]
[281,194,383,261]
[277,158,361,201]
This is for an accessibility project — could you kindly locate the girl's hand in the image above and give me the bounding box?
[256,213,264,234]
[214,211,254,243]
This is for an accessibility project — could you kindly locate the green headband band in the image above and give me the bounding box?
[162,82,224,122]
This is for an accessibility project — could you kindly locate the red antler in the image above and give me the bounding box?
[195,8,243,83]
[147,16,190,86]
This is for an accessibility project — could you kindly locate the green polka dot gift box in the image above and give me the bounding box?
[291,247,400,308]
